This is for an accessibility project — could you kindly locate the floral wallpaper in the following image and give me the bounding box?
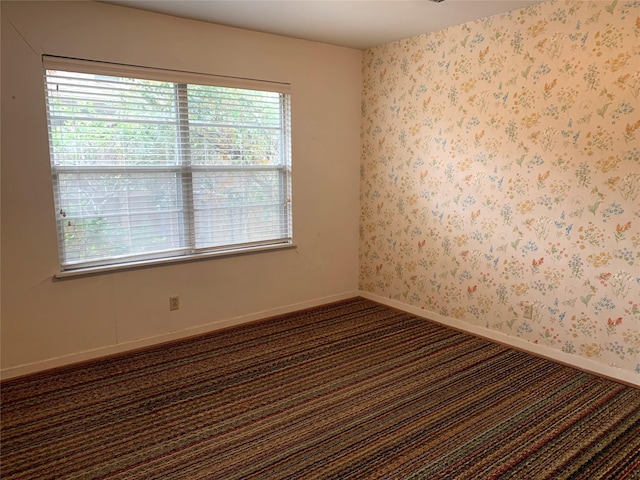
[360,0,640,375]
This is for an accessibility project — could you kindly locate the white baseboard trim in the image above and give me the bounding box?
[5,291,638,387]
[359,291,640,388]
[0,291,359,381]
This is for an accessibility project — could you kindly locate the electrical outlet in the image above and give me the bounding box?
[169,296,180,311]
[523,303,533,320]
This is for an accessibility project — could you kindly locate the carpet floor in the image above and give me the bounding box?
[1,297,640,479]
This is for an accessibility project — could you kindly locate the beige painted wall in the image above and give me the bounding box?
[1,1,362,375]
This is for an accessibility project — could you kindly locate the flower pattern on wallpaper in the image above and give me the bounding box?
[360,0,640,374]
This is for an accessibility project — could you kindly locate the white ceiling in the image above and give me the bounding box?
[101,0,545,49]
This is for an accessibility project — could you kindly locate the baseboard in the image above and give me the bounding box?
[359,291,640,388]
[5,290,637,387]
[0,291,360,381]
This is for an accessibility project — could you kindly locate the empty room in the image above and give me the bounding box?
[2,0,639,478]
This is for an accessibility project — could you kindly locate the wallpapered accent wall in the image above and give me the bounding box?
[360,0,640,375]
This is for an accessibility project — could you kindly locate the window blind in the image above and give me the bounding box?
[44,56,292,271]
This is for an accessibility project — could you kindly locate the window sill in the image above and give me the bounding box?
[54,243,297,280]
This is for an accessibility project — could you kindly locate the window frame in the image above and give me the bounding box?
[44,56,294,278]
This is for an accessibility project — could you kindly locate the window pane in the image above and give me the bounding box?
[188,86,281,127]
[46,71,178,167]
[188,86,284,166]
[193,170,288,248]
[190,125,284,166]
[56,172,185,265]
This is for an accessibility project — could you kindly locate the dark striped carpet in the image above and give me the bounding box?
[2,297,640,479]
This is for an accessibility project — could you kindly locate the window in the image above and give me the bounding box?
[43,57,292,273]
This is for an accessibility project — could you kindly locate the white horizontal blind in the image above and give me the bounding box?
[44,56,292,270]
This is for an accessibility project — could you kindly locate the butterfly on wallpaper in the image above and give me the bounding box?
[487,175,505,189]
[596,103,611,118]
[581,293,595,306]
[588,201,601,215]
[568,31,589,48]
[483,251,500,267]
[605,0,618,14]
[493,92,509,106]
[438,60,451,72]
